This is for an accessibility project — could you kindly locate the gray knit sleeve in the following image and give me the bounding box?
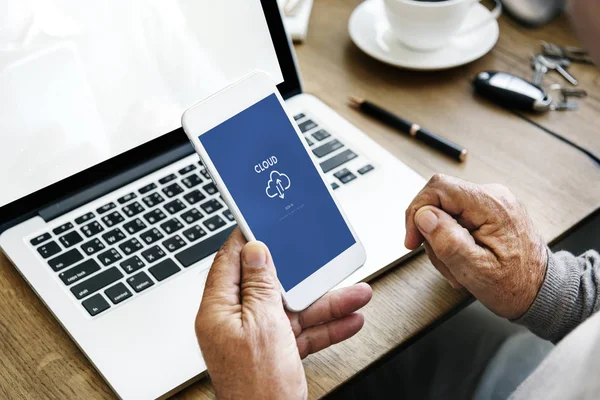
[514,248,600,343]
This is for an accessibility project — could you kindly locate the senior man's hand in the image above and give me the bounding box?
[405,174,547,320]
[195,228,372,400]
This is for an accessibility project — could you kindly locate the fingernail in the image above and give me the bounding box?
[243,242,267,268]
[416,210,438,234]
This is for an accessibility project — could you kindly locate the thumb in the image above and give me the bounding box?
[414,206,486,275]
[240,241,282,308]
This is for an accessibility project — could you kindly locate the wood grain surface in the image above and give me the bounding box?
[1,1,599,399]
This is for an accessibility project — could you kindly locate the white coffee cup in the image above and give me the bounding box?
[382,0,502,52]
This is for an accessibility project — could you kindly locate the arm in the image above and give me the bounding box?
[516,249,600,343]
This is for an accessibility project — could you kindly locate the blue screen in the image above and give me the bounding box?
[199,94,355,290]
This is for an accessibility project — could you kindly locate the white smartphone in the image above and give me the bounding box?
[181,71,366,311]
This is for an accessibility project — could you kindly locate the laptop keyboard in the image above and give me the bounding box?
[294,113,374,188]
[27,111,374,318]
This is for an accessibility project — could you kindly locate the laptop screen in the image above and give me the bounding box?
[0,0,284,209]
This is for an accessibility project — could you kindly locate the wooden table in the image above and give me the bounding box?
[1,1,599,399]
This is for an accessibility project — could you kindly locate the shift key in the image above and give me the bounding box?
[70,267,123,300]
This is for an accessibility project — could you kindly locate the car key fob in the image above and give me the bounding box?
[473,71,552,112]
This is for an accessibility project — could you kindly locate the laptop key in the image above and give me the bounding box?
[123,218,147,235]
[120,256,145,274]
[31,233,51,246]
[98,248,123,266]
[179,164,197,175]
[143,209,167,225]
[339,173,357,184]
[199,169,211,180]
[142,192,165,208]
[59,259,101,285]
[298,119,318,133]
[81,238,105,256]
[138,183,157,194]
[140,228,164,245]
[164,199,187,215]
[331,182,340,190]
[105,283,132,305]
[203,183,218,196]
[162,183,184,198]
[119,238,143,255]
[334,168,352,180]
[312,129,331,141]
[82,294,110,317]
[37,241,61,259]
[149,259,181,282]
[335,168,357,184]
[204,216,227,232]
[117,192,137,204]
[48,248,84,272]
[82,221,104,238]
[223,210,235,222]
[200,199,223,215]
[182,174,203,189]
[182,225,207,243]
[176,225,236,268]
[59,231,83,248]
[53,223,73,235]
[122,201,144,218]
[181,208,204,224]
[183,189,206,205]
[71,267,123,300]
[358,164,375,175]
[320,150,358,173]
[158,174,177,185]
[75,213,95,225]
[97,203,116,214]
[127,271,154,293]
[305,137,314,146]
[101,211,124,228]
[163,235,186,253]
[141,246,166,264]
[102,228,126,245]
[313,139,344,158]
[294,113,305,121]
[161,218,183,235]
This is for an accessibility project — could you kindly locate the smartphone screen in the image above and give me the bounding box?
[199,93,356,291]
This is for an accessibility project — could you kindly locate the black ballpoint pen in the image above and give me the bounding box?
[349,96,468,162]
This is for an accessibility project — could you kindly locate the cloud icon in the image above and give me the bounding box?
[266,170,291,199]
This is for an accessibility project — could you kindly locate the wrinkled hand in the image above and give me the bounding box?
[405,174,547,320]
[195,228,372,400]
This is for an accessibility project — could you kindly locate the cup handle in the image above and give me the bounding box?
[457,0,502,36]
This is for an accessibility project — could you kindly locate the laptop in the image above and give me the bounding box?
[0,1,425,398]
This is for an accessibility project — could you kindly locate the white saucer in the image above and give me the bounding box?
[348,0,499,70]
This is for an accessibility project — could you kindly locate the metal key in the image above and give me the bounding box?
[541,41,594,64]
[560,88,587,98]
[550,102,579,111]
[537,55,579,86]
[545,56,571,68]
[531,56,548,86]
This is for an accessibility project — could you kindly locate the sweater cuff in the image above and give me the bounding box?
[513,247,581,342]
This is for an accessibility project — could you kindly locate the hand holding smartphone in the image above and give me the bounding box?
[182,71,366,311]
